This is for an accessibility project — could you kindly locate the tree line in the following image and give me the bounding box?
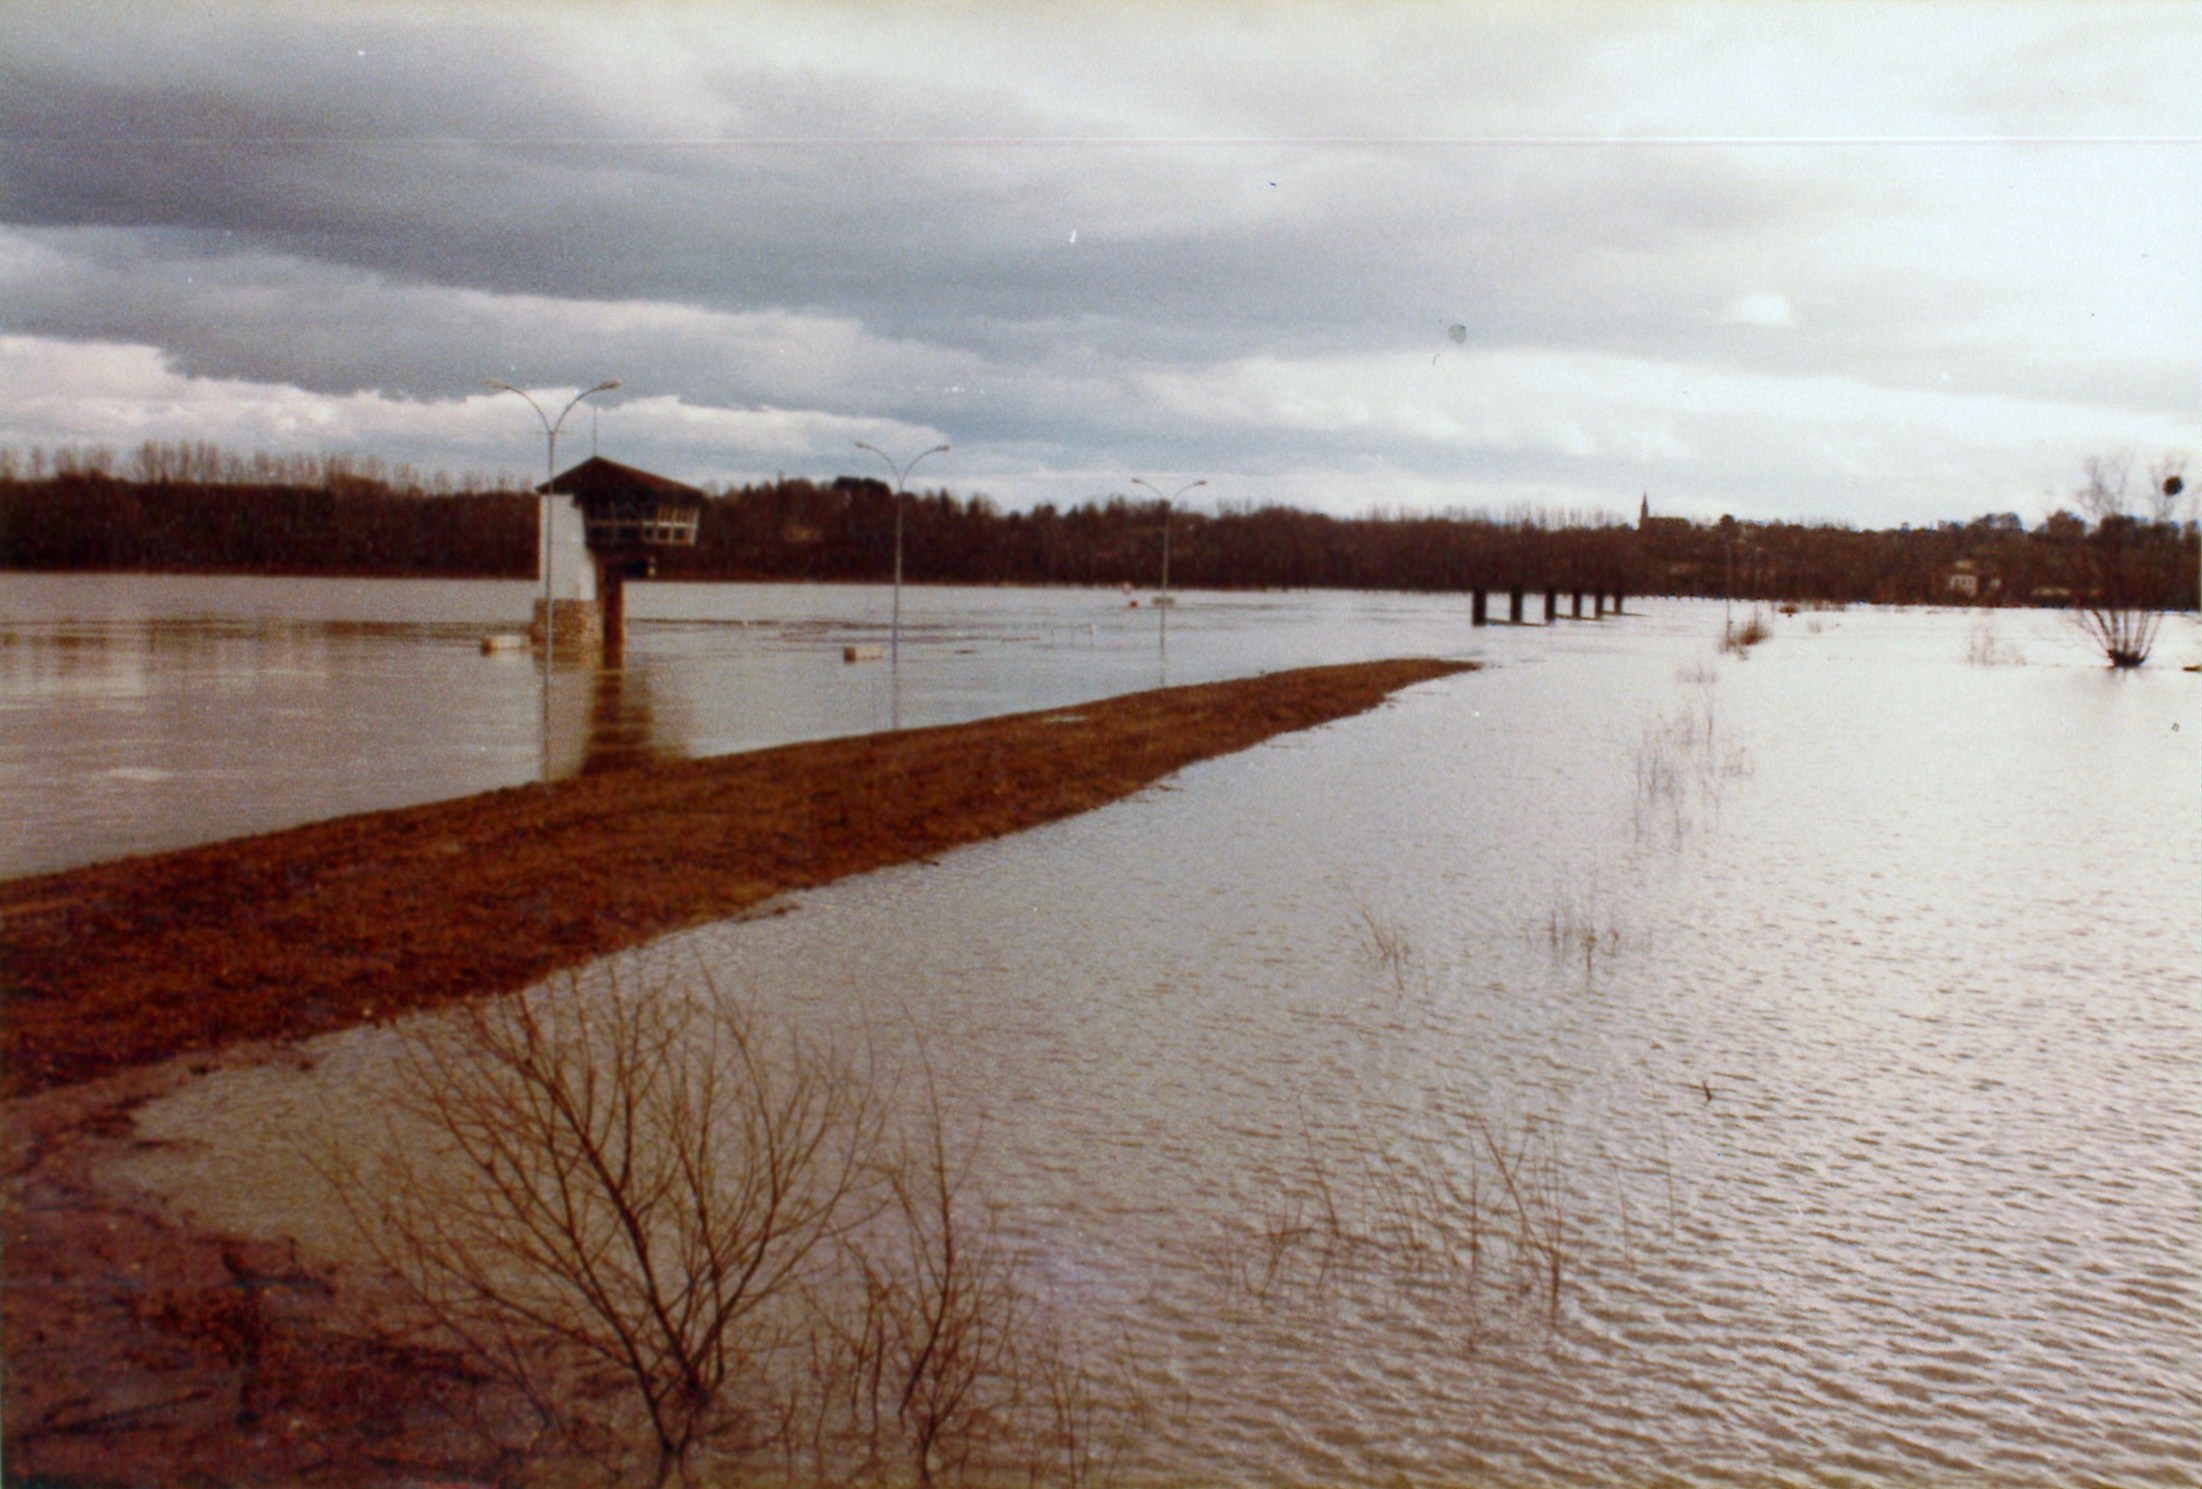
[1636,508,2195,609]
[1,470,535,578]
[2,442,2192,609]
[650,479,1643,593]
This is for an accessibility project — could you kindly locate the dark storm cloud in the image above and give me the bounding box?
[0,226,1302,479]
[2,131,1818,389]
[1,3,1829,390]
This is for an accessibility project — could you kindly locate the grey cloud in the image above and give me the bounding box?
[3,1,2192,526]
[0,230,1219,463]
[4,103,1827,377]
[3,0,1831,375]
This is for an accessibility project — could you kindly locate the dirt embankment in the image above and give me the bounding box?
[2,659,1471,1487]
[1,658,1470,1100]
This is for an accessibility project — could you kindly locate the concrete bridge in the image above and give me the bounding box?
[1468,585,1627,625]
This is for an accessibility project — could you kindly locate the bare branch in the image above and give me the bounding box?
[2059,449,2194,667]
[323,959,1132,1486]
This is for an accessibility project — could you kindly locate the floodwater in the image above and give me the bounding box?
[5,572,1524,879]
[95,589,2202,1486]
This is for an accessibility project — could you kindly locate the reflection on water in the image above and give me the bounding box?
[572,661,667,775]
[108,603,2202,1486]
[3,574,1505,879]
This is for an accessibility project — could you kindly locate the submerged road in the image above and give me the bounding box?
[0,657,1472,1096]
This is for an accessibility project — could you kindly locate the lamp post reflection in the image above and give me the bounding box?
[530,656,672,778]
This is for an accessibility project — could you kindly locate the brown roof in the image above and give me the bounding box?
[537,456,705,501]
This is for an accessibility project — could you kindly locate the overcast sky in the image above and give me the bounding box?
[2,1,2195,526]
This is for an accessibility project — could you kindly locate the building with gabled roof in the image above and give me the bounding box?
[534,457,705,656]
[541,456,704,553]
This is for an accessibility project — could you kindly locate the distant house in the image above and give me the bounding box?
[1945,559,2003,601]
[543,456,704,551]
[534,456,705,654]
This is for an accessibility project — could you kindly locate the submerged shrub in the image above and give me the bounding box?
[324,962,1143,1487]
[1719,615,1770,655]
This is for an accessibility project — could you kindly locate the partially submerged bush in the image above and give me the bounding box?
[1543,875,1623,978]
[1719,615,1770,654]
[1633,690,1751,843]
[325,965,1141,1487]
[2060,451,2193,669]
[1205,1111,1578,1328]
[1348,898,1416,993]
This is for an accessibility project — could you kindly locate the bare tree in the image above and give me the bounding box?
[334,970,887,1487]
[2065,450,2194,667]
[327,968,1148,1488]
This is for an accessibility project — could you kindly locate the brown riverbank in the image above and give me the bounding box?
[2,657,1471,1485]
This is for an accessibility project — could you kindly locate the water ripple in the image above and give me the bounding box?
[109,605,2202,1486]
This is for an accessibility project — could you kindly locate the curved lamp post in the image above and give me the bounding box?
[1131,478,1206,600]
[854,440,950,668]
[488,378,620,778]
[1718,512,1737,631]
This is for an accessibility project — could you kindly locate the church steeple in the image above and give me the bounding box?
[1639,492,1650,529]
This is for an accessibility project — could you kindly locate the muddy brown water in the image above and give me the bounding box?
[5,574,1498,879]
[16,579,2201,1485]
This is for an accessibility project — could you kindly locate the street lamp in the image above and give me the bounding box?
[854,440,950,668]
[1718,513,1737,631]
[488,378,620,779]
[1131,478,1205,602]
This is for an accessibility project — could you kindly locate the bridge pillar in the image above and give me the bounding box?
[1572,591,1584,619]
[1544,588,1558,623]
[591,554,656,660]
[1508,587,1524,624]
[600,564,627,658]
[1472,588,1488,626]
[1595,591,1606,619]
